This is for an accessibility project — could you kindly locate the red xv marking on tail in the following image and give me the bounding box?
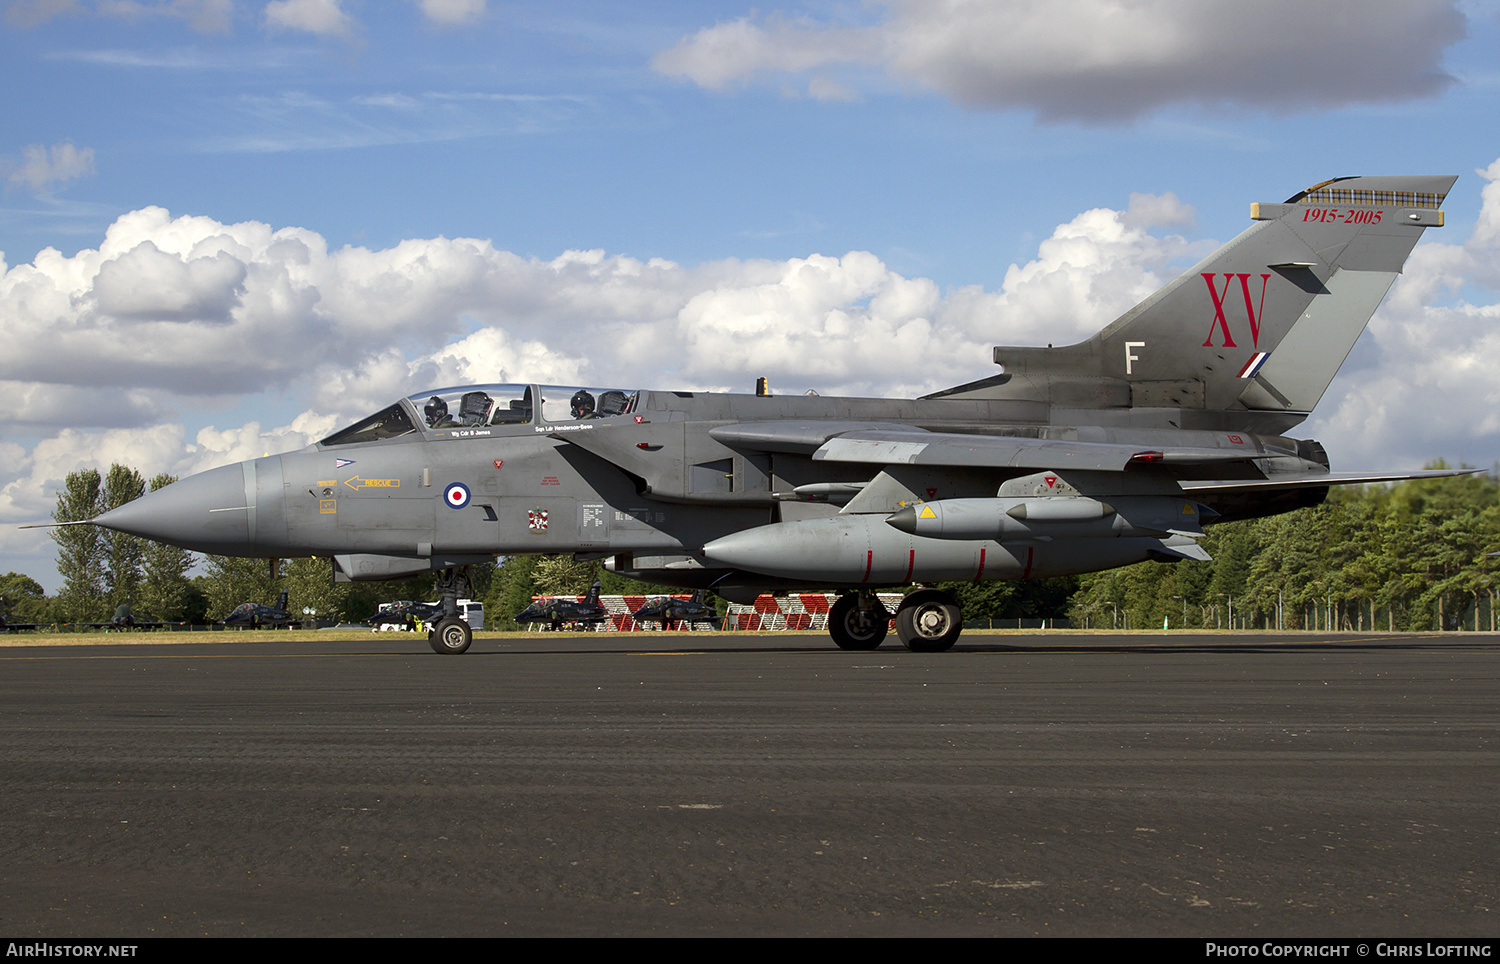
[1202,273,1272,349]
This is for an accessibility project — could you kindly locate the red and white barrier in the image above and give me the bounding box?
[518,593,903,631]
[723,593,904,631]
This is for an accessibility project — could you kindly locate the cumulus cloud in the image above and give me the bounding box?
[96,0,232,32]
[5,141,95,193]
[7,0,232,32]
[308,328,592,420]
[265,0,352,37]
[0,416,341,528]
[1305,159,1500,470]
[805,75,858,103]
[91,241,248,321]
[0,381,173,429]
[0,189,1205,530]
[4,0,82,27]
[0,198,1194,402]
[653,0,1467,122]
[415,0,483,27]
[188,412,340,469]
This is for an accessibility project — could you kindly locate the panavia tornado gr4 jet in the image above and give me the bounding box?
[87,175,1463,655]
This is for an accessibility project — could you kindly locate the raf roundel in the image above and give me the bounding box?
[443,482,471,509]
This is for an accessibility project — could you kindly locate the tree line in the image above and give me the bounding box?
[49,465,194,623]
[1068,467,1500,632]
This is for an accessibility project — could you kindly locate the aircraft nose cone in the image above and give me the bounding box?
[93,462,252,554]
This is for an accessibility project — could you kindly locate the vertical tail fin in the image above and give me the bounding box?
[276,589,288,611]
[942,175,1457,428]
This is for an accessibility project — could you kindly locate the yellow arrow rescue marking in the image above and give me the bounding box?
[343,476,400,490]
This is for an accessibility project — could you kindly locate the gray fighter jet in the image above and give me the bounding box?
[84,175,1466,655]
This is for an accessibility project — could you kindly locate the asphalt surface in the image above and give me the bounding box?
[1,630,1497,937]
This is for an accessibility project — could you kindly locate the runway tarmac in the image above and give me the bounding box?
[2,630,1498,937]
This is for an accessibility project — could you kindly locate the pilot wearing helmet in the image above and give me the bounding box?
[571,390,596,419]
[424,396,457,428]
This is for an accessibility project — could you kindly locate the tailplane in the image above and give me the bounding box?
[936,175,1456,428]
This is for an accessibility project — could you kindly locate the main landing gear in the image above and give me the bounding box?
[828,588,963,653]
[893,588,962,652]
[828,592,889,650]
[428,565,473,655]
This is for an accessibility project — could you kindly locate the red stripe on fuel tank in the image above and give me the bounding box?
[1023,546,1034,579]
[974,547,986,582]
[904,548,915,583]
[863,549,873,583]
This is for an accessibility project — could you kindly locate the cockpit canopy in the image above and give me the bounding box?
[319,383,641,447]
[416,384,536,429]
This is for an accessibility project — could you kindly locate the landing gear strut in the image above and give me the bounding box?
[428,565,473,655]
[828,592,889,650]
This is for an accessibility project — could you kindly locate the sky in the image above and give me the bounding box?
[2,0,1500,592]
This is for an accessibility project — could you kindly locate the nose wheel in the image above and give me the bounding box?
[429,616,473,655]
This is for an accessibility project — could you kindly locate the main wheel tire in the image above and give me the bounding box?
[828,594,889,651]
[429,616,472,655]
[895,591,961,652]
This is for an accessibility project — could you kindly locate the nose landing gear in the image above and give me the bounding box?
[428,566,474,655]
